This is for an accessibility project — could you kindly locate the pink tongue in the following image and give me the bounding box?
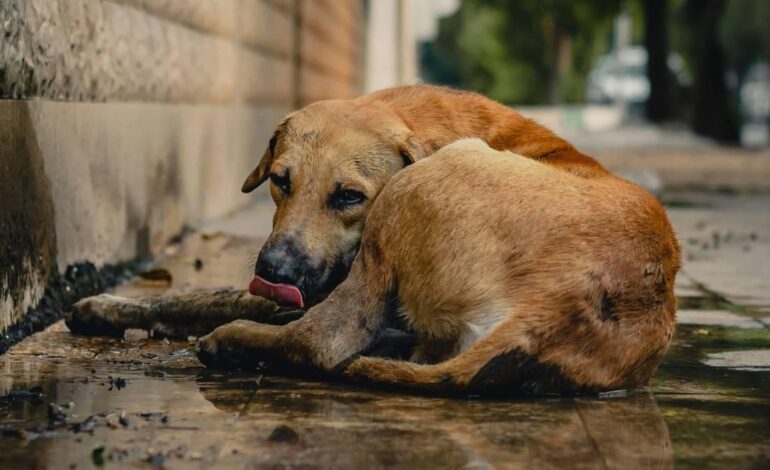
[249,276,304,308]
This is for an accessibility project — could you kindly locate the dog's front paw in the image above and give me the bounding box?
[66,294,129,337]
[196,320,278,371]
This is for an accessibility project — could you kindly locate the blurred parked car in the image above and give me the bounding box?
[586,46,690,109]
[739,61,770,148]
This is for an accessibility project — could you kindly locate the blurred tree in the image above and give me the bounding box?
[683,0,738,141]
[643,0,670,122]
[420,0,619,105]
[420,0,768,142]
[720,0,770,80]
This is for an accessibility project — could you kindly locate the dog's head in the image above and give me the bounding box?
[242,99,425,307]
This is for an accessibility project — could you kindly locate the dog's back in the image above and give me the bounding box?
[361,85,609,178]
[345,139,680,394]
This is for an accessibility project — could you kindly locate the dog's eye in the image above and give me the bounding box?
[269,172,291,195]
[329,189,366,209]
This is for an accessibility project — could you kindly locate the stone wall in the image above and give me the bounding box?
[297,0,363,105]
[0,0,364,337]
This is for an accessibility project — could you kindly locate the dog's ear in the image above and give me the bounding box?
[242,132,278,193]
[398,136,427,168]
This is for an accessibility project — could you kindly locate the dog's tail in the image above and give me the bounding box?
[342,321,583,397]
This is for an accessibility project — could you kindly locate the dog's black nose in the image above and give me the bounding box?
[254,241,303,286]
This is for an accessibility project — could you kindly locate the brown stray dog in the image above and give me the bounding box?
[69,85,680,396]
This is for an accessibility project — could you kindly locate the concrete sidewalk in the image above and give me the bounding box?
[520,107,770,192]
[668,191,770,315]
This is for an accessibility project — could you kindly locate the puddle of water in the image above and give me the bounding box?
[653,324,770,468]
[0,323,767,469]
[0,335,674,469]
[0,232,768,468]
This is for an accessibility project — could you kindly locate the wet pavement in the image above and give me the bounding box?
[2,192,770,469]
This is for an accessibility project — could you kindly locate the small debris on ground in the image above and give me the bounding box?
[107,448,131,463]
[201,231,223,241]
[268,425,300,444]
[146,452,166,466]
[137,268,173,286]
[0,407,170,441]
[92,443,106,467]
[106,376,126,390]
[118,411,134,429]
[48,404,67,425]
[3,386,44,402]
[1,428,30,439]
[136,411,170,424]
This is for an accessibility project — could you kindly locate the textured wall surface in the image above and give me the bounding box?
[0,0,364,336]
[0,103,57,332]
[0,0,363,104]
[297,0,363,105]
[0,0,292,103]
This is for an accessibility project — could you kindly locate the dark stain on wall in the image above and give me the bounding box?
[0,102,57,313]
[0,102,142,354]
[0,259,141,355]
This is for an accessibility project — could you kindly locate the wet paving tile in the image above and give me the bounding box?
[677,309,767,329]
[667,191,770,315]
[0,327,676,469]
[4,319,769,469]
[704,350,770,371]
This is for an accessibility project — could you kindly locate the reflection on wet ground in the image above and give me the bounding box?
[4,321,768,469]
[0,325,677,469]
[2,197,769,469]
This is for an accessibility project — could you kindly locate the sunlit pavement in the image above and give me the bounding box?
[1,192,769,469]
[522,106,770,193]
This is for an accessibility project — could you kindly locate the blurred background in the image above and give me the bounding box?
[416,0,770,149]
[404,0,770,196]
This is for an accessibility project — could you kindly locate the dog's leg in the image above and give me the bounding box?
[341,306,585,397]
[197,244,394,372]
[408,330,465,364]
[67,289,301,339]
